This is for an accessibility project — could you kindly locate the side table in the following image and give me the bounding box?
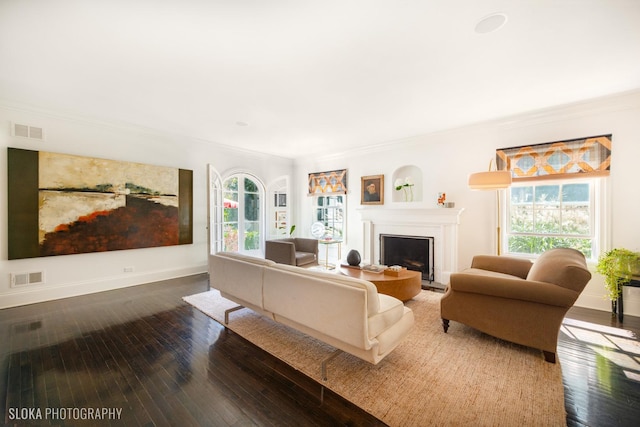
[318,239,342,269]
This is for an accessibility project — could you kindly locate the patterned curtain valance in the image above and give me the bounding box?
[496,134,611,182]
[308,169,348,195]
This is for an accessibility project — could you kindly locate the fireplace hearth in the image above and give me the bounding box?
[380,234,434,282]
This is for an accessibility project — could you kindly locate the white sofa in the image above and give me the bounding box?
[209,252,414,374]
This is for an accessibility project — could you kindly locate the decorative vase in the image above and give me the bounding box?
[402,187,414,202]
[346,250,361,266]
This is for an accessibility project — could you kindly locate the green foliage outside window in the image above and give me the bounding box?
[508,182,593,258]
[244,230,260,250]
[222,175,261,252]
[224,224,238,252]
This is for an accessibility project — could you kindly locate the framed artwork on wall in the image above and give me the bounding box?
[274,192,287,207]
[361,175,384,205]
[7,148,193,260]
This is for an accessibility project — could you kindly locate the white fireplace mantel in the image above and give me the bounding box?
[356,206,464,284]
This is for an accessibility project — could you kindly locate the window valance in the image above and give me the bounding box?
[308,169,348,195]
[496,134,611,182]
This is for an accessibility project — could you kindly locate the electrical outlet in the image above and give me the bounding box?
[124,266,135,273]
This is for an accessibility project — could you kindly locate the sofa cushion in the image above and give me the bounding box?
[263,265,372,349]
[209,252,274,309]
[215,251,276,266]
[526,248,592,292]
[268,264,381,314]
[368,294,405,339]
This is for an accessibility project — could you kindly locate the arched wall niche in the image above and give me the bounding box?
[392,165,422,202]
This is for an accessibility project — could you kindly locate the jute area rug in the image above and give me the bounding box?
[183,289,566,426]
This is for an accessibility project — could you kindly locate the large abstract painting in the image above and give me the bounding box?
[8,148,193,260]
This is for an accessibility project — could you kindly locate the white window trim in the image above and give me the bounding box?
[503,177,607,263]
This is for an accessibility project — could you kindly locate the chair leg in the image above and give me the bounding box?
[442,318,450,333]
[543,351,556,363]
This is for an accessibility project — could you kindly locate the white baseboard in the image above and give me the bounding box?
[574,291,640,318]
[0,265,207,309]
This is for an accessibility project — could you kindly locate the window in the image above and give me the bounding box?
[223,174,263,254]
[313,195,345,240]
[506,178,600,260]
[498,134,611,261]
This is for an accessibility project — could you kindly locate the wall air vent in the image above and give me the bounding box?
[11,122,45,140]
[10,271,45,288]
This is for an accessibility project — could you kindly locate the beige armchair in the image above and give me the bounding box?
[265,238,319,267]
[441,248,591,363]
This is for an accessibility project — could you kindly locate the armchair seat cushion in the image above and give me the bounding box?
[295,251,317,266]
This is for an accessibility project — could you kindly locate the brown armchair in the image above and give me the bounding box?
[265,238,319,267]
[441,248,591,363]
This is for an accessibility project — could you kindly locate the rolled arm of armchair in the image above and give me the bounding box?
[449,273,579,308]
[471,255,533,279]
[265,240,296,265]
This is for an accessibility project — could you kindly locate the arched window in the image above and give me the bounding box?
[223,173,264,255]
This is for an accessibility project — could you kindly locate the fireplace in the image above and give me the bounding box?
[357,206,464,285]
[380,234,434,282]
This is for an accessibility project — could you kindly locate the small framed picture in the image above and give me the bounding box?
[361,175,384,205]
[274,193,287,207]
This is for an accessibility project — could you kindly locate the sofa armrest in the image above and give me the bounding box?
[293,238,319,255]
[471,255,533,279]
[265,240,296,265]
[449,273,578,307]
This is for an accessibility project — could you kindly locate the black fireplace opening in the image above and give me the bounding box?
[380,234,434,282]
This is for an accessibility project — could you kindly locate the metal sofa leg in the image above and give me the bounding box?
[224,305,245,324]
[321,349,343,381]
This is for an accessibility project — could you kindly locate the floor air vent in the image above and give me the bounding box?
[11,271,45,287]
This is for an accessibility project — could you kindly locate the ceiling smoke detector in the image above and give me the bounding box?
[475,13,508,34]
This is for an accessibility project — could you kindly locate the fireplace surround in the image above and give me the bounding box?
[357,207,464,285]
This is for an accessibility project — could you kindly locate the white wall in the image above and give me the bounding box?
[294,90,640,316]
[3,91,639,316]
[0,104,293,308]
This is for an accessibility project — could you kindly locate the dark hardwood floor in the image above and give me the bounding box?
[1,274,639,426]
[560,305,640,427]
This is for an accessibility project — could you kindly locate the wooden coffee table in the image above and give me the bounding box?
[338,267,422,301]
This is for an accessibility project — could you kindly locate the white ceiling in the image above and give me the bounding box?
[1,0,639,159]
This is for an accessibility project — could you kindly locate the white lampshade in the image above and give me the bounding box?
[468,170,512,190]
